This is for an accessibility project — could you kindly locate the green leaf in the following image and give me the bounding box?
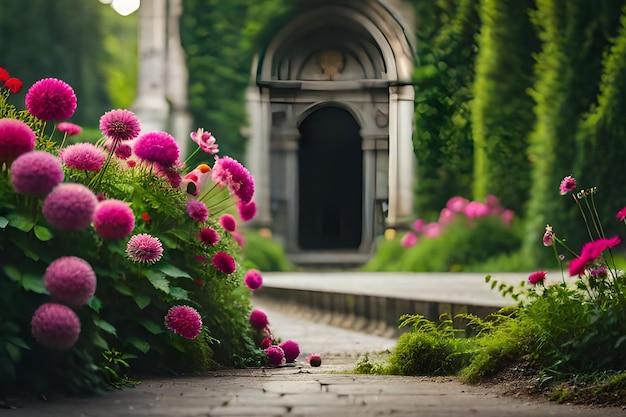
[134,294,151,309]
[6,336,30,350]
[169,286,190,300]
[88,296,102,313]
[94,319,117,336]
[147,271,170,294]
[5,343,21,362]
[0,216,8,228]
[21,273,46,294]
[33,225,54,241]
[7,213,35,232]
[137,318,164,335]
[156,263,192,279]
[113,282,133,296]
[127,337,150,353]
[91,333,109,350]
[2,265,20,282]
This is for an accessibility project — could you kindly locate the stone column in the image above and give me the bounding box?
[361,135,378,251]
[395,84,415,222]
[166,0,193,157]
[132,0,169,134]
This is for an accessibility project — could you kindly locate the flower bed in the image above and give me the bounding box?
[0,68,271,394]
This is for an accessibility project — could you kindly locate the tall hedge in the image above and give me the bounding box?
[523,0,623,266]
[576,5,626,240]
[471,0,538,216]
[412,0,480,218]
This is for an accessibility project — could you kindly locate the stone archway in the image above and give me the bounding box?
[298,106,363,250]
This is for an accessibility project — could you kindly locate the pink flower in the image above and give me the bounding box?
[44,256,96,307]
[423,222,442,239]
[59,143,107,172]
[249,309,268,330]
[211,156,255,203]
[198,227,220,245]
[11,151,64,195]
[438,207,456,225]
[155,164,182,188]
[31,303,81,350]
[542,225,554,247]
[43,183,98,231]
[134,131,180,167]
[528,270,547,286]
[569,256,589,277]
[220,214,237,232]
[501,209,515,227]
[412,218,425,233]
[485,194,500,208]
[261,337,273,349]
[264,345,285,366]
[93,199,135,239]
[190,128,219,155]
[126,234,163,264]
[212,251,236,274]
[244,269,263,290]
[232,230,245,247]
[186,199,209,222]
[57,122,82,136]
[617,207,626,221]
[25,78,77,121]
[559,175,577,195]
[99,109,141,142]
[581,236,621,260]
[165,305,202,339]
[464,201,490,218]
[446,196,470,213]
[114,143,132,160]
[279,339,300,362]
[307,353,322,367]
[237,200,257,222]
[0,118,36,164]
[400,232,418,248]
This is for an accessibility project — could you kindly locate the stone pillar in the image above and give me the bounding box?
[387,88,400,227]
[396,85,415,222]
[361,135,378,251]
[166,0,193,157]
[244,85,272,226]
[132,0,169,134]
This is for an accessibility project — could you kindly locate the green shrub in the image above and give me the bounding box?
[242,230,296,272]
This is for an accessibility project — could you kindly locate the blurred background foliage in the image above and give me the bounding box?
[2,0,626,269]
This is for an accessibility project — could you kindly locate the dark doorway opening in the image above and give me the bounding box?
[298,106,363,249]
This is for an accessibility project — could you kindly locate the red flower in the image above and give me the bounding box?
[617,207,626,221]
[141,212,151,224]
[528,271,547,286]
[0,67,9,82]
[4,77,22,93]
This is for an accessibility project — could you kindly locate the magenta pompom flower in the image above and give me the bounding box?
[11,151,64,195]
[249,309,269,330]
[126,233,163,264]
[265,345,286,366]
[186,199,209,222]
[57,122,82,136]
[244,269,263,291]
[219,213,237,232]
[25,78,77,121]
[31,303,81,350]
[559,175,577,195]
[190,128,219,155]
[114,143,132,160]
[134,131,180,167]
[43,183,98,231]
[237,200,257,222]
[211,156,255,203]
[59,143,107,172]
[165,305,202,339]
[617,207,626,221]
[0,118,36,165]
[528,270,547,286]
[198,227,220,245]
[279,340,300,362]
[307,353,322,367]
[99,109,141,142]
[93,199,135,239]
[44,256,97,307]
[212,251,236,274]
[261,337,273,349]
[400,232,418,248]
[232,230,245,247]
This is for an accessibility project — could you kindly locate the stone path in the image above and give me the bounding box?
[3,294,624,416]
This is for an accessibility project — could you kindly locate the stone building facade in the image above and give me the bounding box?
[244,0,417,265]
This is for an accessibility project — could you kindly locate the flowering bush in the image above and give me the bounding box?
[364,195,521,272]
[0,67,268,394]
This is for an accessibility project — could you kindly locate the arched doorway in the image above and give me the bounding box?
[298,106,363,249]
